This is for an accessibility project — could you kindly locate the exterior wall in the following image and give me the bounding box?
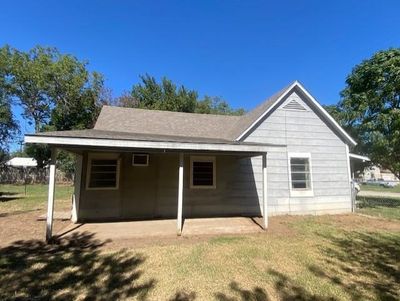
[78,152,262,221]
[244,92,352,215]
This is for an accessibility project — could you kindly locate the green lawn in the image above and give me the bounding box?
[0,184,399,300]
[0,184,73,213]
[361,183,400,193]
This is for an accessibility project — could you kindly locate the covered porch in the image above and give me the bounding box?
[25,133,271,242]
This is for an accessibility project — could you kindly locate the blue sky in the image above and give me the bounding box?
[1,0,400,150]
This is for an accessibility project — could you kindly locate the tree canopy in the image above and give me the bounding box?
[1,45,109,133]
[0,89,18,160]
[118,74,244,115]
[336,48,400,177]
[0,48,18,161]
[0,45,110,167]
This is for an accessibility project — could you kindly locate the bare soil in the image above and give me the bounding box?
[0,210,70,246]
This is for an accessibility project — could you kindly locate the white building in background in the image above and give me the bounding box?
[6,157,37,168]
[361,165,399,182]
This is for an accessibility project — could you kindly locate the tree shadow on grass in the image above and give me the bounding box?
[0,232,156,300]
[268,269,338,301]
[214,274,339,301]
[169,290,196,301]
[215,281,269,301]
[309,230,400,301]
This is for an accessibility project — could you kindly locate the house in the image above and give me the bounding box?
[25,81,359,241]
[360,165,399,183]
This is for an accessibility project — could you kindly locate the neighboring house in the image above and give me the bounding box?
[6,157,37,168]
[360,165,399,182]
[25,81,359,241]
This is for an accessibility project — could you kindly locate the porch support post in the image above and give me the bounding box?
[71,154,83,223]
[262,153,268,230]
[177,152,184,235]
[46,147,57,242]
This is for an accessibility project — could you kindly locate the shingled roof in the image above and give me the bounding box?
[90,82,294,142]
[94,106,241,141]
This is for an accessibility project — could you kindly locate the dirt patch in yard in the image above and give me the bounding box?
[0,210,70,246]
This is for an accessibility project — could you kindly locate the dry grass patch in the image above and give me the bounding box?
[0,216,399,300]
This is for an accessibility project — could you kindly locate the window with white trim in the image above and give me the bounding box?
[86,155,120,190]
[288,153,313,196]
[190,156,216,189]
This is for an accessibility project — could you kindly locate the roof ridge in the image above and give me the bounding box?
[101,105,241,119]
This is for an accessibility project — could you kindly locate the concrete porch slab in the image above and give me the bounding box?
[183,217,264,235]
[56,217,264,241]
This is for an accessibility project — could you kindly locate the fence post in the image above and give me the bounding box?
[351,181,356,212]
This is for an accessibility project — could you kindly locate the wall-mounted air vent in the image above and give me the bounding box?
[132,153,149,166]
[282,99,307,111]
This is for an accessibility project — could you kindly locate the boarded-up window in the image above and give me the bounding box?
[190,156,216,189]
[87,158,119,189]
[290,157,311,190]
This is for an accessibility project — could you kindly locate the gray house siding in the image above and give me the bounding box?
[78,152,262,221]
[244,92,352,215]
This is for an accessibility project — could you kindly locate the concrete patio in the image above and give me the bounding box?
[56,217,265,241]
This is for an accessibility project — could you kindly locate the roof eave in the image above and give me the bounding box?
[24,134,280,153]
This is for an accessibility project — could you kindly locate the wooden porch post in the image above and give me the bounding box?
[262,153,268,230]
[46,148,57,242]
[177,152,184,235]
[71,154,83,223]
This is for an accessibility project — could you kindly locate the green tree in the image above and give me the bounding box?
[338,48,400,178]
[0,45,109,169]
[6,46,53,132]
[2,45,107,132]
[0,95,18,158]
[0,48,18,157]
[195,96,245,115]
[129,74,197,112]
[120,74,244,115]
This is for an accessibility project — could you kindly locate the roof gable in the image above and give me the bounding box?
[234,81,357,146]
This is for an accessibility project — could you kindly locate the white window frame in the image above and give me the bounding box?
[288,152,314,197]
[86,153,121,190]
[190,156,216,189]
[132,153,149,166]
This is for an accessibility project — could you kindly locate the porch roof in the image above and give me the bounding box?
[25,129,284,153]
